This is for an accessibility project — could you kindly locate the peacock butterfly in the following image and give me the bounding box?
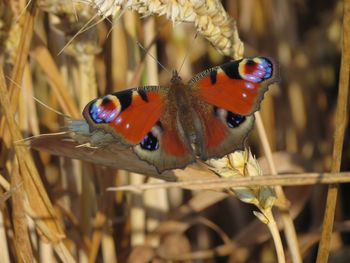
[83,57,278,173]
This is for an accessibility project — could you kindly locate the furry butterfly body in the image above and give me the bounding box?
[83,57,278,173]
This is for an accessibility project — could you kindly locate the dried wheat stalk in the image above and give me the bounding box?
[83,0,244,58]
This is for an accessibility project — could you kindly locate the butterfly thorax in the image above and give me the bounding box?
[168,71,193,121]
[166,71,201,147]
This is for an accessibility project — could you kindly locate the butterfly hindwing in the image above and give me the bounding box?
[192,99,255,160]
[133,110,195,173]
[190,57,278,116]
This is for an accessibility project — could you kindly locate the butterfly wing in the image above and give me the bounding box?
[133,109,195,173]
[190,57,278,115]
[189,57,278,159]
[192,99,256,160]
[83,86,194,173]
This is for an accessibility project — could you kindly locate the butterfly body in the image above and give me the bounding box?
[83,57,278,173]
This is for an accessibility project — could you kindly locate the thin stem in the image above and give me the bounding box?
[316,1,350,262]
[0,0,36,140]
[265,209,286,263]
[107,172,350,192]
[255,112,302,263]
[0,56,64,244]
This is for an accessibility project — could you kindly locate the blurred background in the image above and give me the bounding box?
[0,0,348,262]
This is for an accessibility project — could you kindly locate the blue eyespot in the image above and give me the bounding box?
[226,112,246,128]
[90,103,105,123]
[140,132,159,151]
[89,102,120,124]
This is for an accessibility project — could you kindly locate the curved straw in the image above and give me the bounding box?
[316,1,350,262]
[255,112,302,263]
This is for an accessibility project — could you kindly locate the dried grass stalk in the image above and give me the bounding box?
[0,0,14,53]
[11,161,33,263]
[316,1,350,262]
[0,1,36,147]
[256,112,302,263]
[0,209,10,263]
[200,150,283,262]
[207,150,276,209]
[107,172,350,192]
[0,66,66,243]
[31,36,80,118]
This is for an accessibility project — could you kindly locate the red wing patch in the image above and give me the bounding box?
[161,122,190,157]
[193,101,256,160]
[191,57,278,116]
[83,87,165,144]
[133,108,195,173]
[201,114,227,148]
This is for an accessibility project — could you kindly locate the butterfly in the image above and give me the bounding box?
[83,57,278,173]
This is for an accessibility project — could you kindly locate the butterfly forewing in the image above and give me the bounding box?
[190,57,278,116]
[83,86,167,145]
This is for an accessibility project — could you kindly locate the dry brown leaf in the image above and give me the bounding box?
[127,245,156,263]
[89,169,116,263]
[157,233,191,262]
[28,122,220,183]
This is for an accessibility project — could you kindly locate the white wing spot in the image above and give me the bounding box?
[245,82,254,89]
[116,116,122,124]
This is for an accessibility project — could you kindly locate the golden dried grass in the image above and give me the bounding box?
[0,0,349,262]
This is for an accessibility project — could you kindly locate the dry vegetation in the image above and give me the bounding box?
[0,0,349,262]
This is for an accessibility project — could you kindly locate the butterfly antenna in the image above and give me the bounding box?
[5,76,72,120]
[31,97,72,120]
[178,32,198,75]
[136,41,172,76]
